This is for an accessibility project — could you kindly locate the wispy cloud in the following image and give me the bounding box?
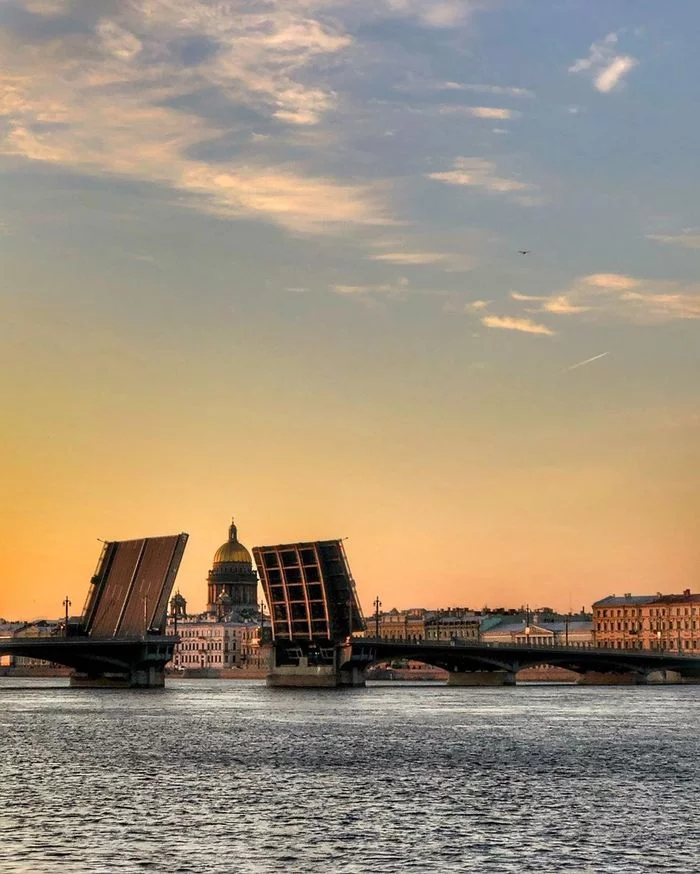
[332,278,410,297]
[370,249,474,270]
[562,351,610,372]
[569,33,638,93]
[371,251,451,265]
[443,83,534,98]
[0,1,392,234]
[647,230,700,250]
[511,273,700,324]
[384,0,475,28]
[438,106,519,120]
[481,315,555,336]
[395,79,534,98]
[427,157,534,199]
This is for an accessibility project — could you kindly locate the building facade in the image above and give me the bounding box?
[481,618,593,646]
[592,590,700,651]
[169,606,269,671]
[368,608,479,642]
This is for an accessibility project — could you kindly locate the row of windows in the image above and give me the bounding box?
[597,620,698,632]
[599,640,699,650]
[599,606,697,618]
[180,642,228,652]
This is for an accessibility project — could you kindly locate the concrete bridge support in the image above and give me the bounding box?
[267,648,367,688]
[644,669,688,685]
[446,670,516,687]
[577,671,643,685]
[70,664,166,689]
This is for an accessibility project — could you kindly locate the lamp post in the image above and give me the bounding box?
[565,612,571,647]
[373,596,381,639]
[63,596,71,638]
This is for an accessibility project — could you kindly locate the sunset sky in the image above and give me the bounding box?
[2,0,700,621]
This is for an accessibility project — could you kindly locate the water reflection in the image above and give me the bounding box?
[1,679,698,873]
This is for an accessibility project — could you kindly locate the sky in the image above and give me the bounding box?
[2,0,700,621]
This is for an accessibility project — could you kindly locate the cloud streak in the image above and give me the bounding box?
[427,157,535,199]
[481,315,555,336]
[510,273,700,324]
[562,352,610,372]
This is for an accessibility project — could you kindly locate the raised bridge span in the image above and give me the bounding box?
[2,533,188,688]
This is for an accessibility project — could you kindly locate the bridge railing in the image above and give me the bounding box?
[355,636,697,658]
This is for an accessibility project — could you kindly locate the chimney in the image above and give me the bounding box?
[683,589,691,597]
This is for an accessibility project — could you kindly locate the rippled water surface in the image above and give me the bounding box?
[1,679,698,873]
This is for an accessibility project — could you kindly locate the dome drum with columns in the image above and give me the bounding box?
[206,519,258,613]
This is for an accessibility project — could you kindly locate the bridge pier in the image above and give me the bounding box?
[577,671,644,685]
[70,664,166,689]
[447,670,516,687]
[267,648,366,688]
[644,669,688,685]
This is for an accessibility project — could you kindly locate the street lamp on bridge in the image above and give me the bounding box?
[62,596,71,638]
[373,596,381,639]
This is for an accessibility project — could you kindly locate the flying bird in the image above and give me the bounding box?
[518,250,530,255]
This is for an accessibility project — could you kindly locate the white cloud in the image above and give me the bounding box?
[583,273,640,291]
[481,315,555,336]
[427,157,534,197]
[594,56,637,93]
[569,32,638,93]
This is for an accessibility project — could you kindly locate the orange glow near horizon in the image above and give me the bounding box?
[2,3,700,623]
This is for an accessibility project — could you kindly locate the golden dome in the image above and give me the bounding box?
[212,519,252,566]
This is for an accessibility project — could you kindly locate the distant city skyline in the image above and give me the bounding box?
[2,1,700,620]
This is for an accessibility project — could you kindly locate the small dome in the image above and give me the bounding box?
[212,519,252,566]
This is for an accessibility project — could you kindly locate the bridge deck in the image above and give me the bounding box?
[347,638,700,677]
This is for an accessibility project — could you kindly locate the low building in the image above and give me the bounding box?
[167,594,270,671]
[481,617,593,647]
[369,608,428,640]
[4,620,64,669]
[424,610,479,642]
[593,590,700,652]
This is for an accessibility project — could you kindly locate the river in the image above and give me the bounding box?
[0,679,698,873]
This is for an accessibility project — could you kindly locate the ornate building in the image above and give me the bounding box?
[166,517,271,674]
[206,518,258,613]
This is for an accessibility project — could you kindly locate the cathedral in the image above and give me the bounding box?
[206,518,259,614]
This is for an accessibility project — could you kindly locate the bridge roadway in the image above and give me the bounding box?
[342,638,700,685]
[0,635,176,688]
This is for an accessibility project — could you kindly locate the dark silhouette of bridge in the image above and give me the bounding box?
[1,533,188,688]
[341,638,700,686]
[253,536,700,687]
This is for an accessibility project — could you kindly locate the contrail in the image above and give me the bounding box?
[563,351,610,372]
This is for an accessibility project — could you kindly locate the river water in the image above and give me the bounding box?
[0,679,698,873]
